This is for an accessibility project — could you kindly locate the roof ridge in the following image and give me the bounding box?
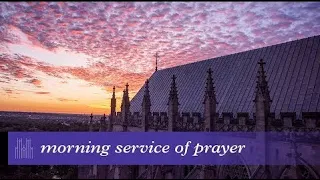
[156,35,320,72]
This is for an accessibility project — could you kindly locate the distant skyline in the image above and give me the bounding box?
[1,2,320,114]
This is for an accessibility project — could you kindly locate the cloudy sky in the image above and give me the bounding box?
[0,2,320,114]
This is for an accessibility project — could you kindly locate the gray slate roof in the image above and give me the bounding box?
[130,35,320,117]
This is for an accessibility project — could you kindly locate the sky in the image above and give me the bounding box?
[0,2,320,115]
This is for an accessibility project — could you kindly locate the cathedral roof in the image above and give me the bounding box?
[130,35,320,117]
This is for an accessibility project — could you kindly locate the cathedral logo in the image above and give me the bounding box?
[14,138,34,159]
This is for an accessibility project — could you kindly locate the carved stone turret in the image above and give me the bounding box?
[109,86,116,132]
[142,79,151,132]
[168,75,179,132]
[121,83,130,132]
[203,68,217,132]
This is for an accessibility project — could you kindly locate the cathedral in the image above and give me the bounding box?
[79,35,320,179]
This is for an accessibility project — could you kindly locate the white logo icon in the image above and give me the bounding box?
[15,138,34,159]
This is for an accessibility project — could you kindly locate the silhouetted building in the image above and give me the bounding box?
[79,35,320,179]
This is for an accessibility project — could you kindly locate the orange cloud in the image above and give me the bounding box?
[4,89,13,94]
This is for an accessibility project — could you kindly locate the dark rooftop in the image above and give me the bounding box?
[130,35,320,118]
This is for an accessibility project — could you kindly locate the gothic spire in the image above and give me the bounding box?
[203,68,217,132]
[121,84,130,131]
[112,86,116,99]
[254,59,271,133]
[89,113,93,131]
[254,59,272,109]
[125,83,129,94]
[168,75,179,104]
[203,68,217,104]
[142,79,151,107]
[142,79,151,132]
[124,83,130,104]
[154,52,160,72]
[121,89,126,109]
[109,86,116,132]
[167,75,179,132]
[111,86,116,113]
[90,113,93,123]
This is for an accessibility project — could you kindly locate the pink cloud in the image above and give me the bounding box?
[0,2,319,99]
[28,78,42,88]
